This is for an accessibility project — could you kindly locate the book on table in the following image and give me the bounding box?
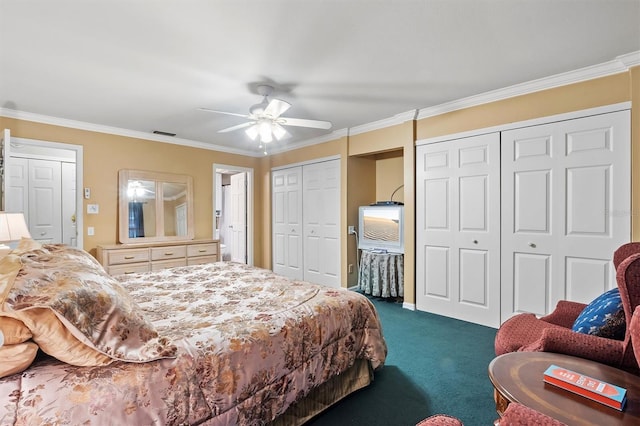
[543,364,627,411]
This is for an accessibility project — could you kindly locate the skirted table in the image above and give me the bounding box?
[358,249,404,298]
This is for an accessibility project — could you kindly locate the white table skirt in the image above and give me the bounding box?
[358,250,404,298]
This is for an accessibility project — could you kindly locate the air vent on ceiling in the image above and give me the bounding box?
[152,130,176,137]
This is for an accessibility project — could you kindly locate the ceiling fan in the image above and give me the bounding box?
[199,85,332,145]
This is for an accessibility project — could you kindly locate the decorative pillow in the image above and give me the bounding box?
[0,316,32,346]
[0,240,177,366]
[0,342,39,378]
[572,288,625,340]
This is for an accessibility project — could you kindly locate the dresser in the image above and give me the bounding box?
[96,239,220,275]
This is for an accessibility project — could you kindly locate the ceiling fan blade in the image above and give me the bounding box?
[198,107,250,119]
[218,122,255,133]
[264,98,291,118]
[278,117,332,130]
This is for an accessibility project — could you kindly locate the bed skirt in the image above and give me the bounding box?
[270,359,374,425]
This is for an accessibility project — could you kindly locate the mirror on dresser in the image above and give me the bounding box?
[118,169,194,244]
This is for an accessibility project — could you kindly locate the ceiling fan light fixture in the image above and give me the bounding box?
[245,124,259,141]
[258,121,273,143]
[272,123,287,140]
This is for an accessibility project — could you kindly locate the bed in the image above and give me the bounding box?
[0,240,387,425]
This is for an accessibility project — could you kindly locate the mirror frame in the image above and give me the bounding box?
[118,169,194,244]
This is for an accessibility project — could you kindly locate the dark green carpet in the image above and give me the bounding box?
[307,296,498,425]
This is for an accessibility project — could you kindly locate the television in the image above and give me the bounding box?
[358,204,404,253]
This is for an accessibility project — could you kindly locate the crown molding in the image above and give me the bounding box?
[267,128,349,156]
[0,108,262,157]
[417,50,640,120]
[348,110,417,137]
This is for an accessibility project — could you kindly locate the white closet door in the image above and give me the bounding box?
[501,110,630,321]
[416,133,501,328]
[303,159,340,287]
[28,159,62,243]
[272,166,303,280]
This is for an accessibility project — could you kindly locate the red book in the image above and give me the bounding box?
[543,364,627,411]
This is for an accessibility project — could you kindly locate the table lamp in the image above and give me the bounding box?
[0,212,31,256]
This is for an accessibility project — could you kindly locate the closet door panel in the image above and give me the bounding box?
[303,159,340,287]
[417,132,500,328]
[272,167,303,280]
[501,110,630,321]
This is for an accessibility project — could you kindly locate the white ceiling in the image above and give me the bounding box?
[1,0,639,156]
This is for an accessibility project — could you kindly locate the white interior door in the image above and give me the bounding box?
[416,133,501,328]
[230,172,247,263]
[272,167,303,279]
[175,203,187,237]
[2,132,83,248]
[501,110,631,321]
[303,159,340,287]
[28,159,62,243]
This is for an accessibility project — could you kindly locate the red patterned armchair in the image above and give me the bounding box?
[494,242,640,374]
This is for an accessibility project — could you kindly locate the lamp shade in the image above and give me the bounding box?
[0,212,31,242]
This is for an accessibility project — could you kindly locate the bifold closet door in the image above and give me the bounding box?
[501,110,630,321]
[302,159,340,288]
[416,133,501,328]
[272,166,303,280]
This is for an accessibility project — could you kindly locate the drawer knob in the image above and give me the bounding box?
[199,249,206,252]
[164,252,174,256]
[124,256,135,259]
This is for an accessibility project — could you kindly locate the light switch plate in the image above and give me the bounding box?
[87,204,99,214]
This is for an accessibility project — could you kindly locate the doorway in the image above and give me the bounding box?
[213,164,253,265]
[1,130,84,248]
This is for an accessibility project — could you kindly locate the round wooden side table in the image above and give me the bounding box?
[488,352,640,425]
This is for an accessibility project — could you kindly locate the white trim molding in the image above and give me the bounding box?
[349,110,417,137]
[417,50,640,120]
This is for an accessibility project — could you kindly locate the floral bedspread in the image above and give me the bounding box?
[0,261,387,425]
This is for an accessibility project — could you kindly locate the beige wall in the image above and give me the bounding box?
[0,117,263,262]
[346,156,376,287]
[375,152,404,204]
[347,122,415,302]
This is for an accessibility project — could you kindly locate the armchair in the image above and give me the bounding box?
[494,242,640,374]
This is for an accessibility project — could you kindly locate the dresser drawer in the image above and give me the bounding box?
[151,258,187,271]
[107,248,150,265]
[150,245,186,261]
[107,263,150,276]
[187,255,218,266]
[187,243,218,258]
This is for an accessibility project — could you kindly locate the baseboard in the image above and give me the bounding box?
[402,302,416,311]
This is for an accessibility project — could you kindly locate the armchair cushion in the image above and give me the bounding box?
[571,288,625,340]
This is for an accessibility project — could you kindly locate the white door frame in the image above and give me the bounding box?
[3,132,84,249]
[212,163,253,266]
